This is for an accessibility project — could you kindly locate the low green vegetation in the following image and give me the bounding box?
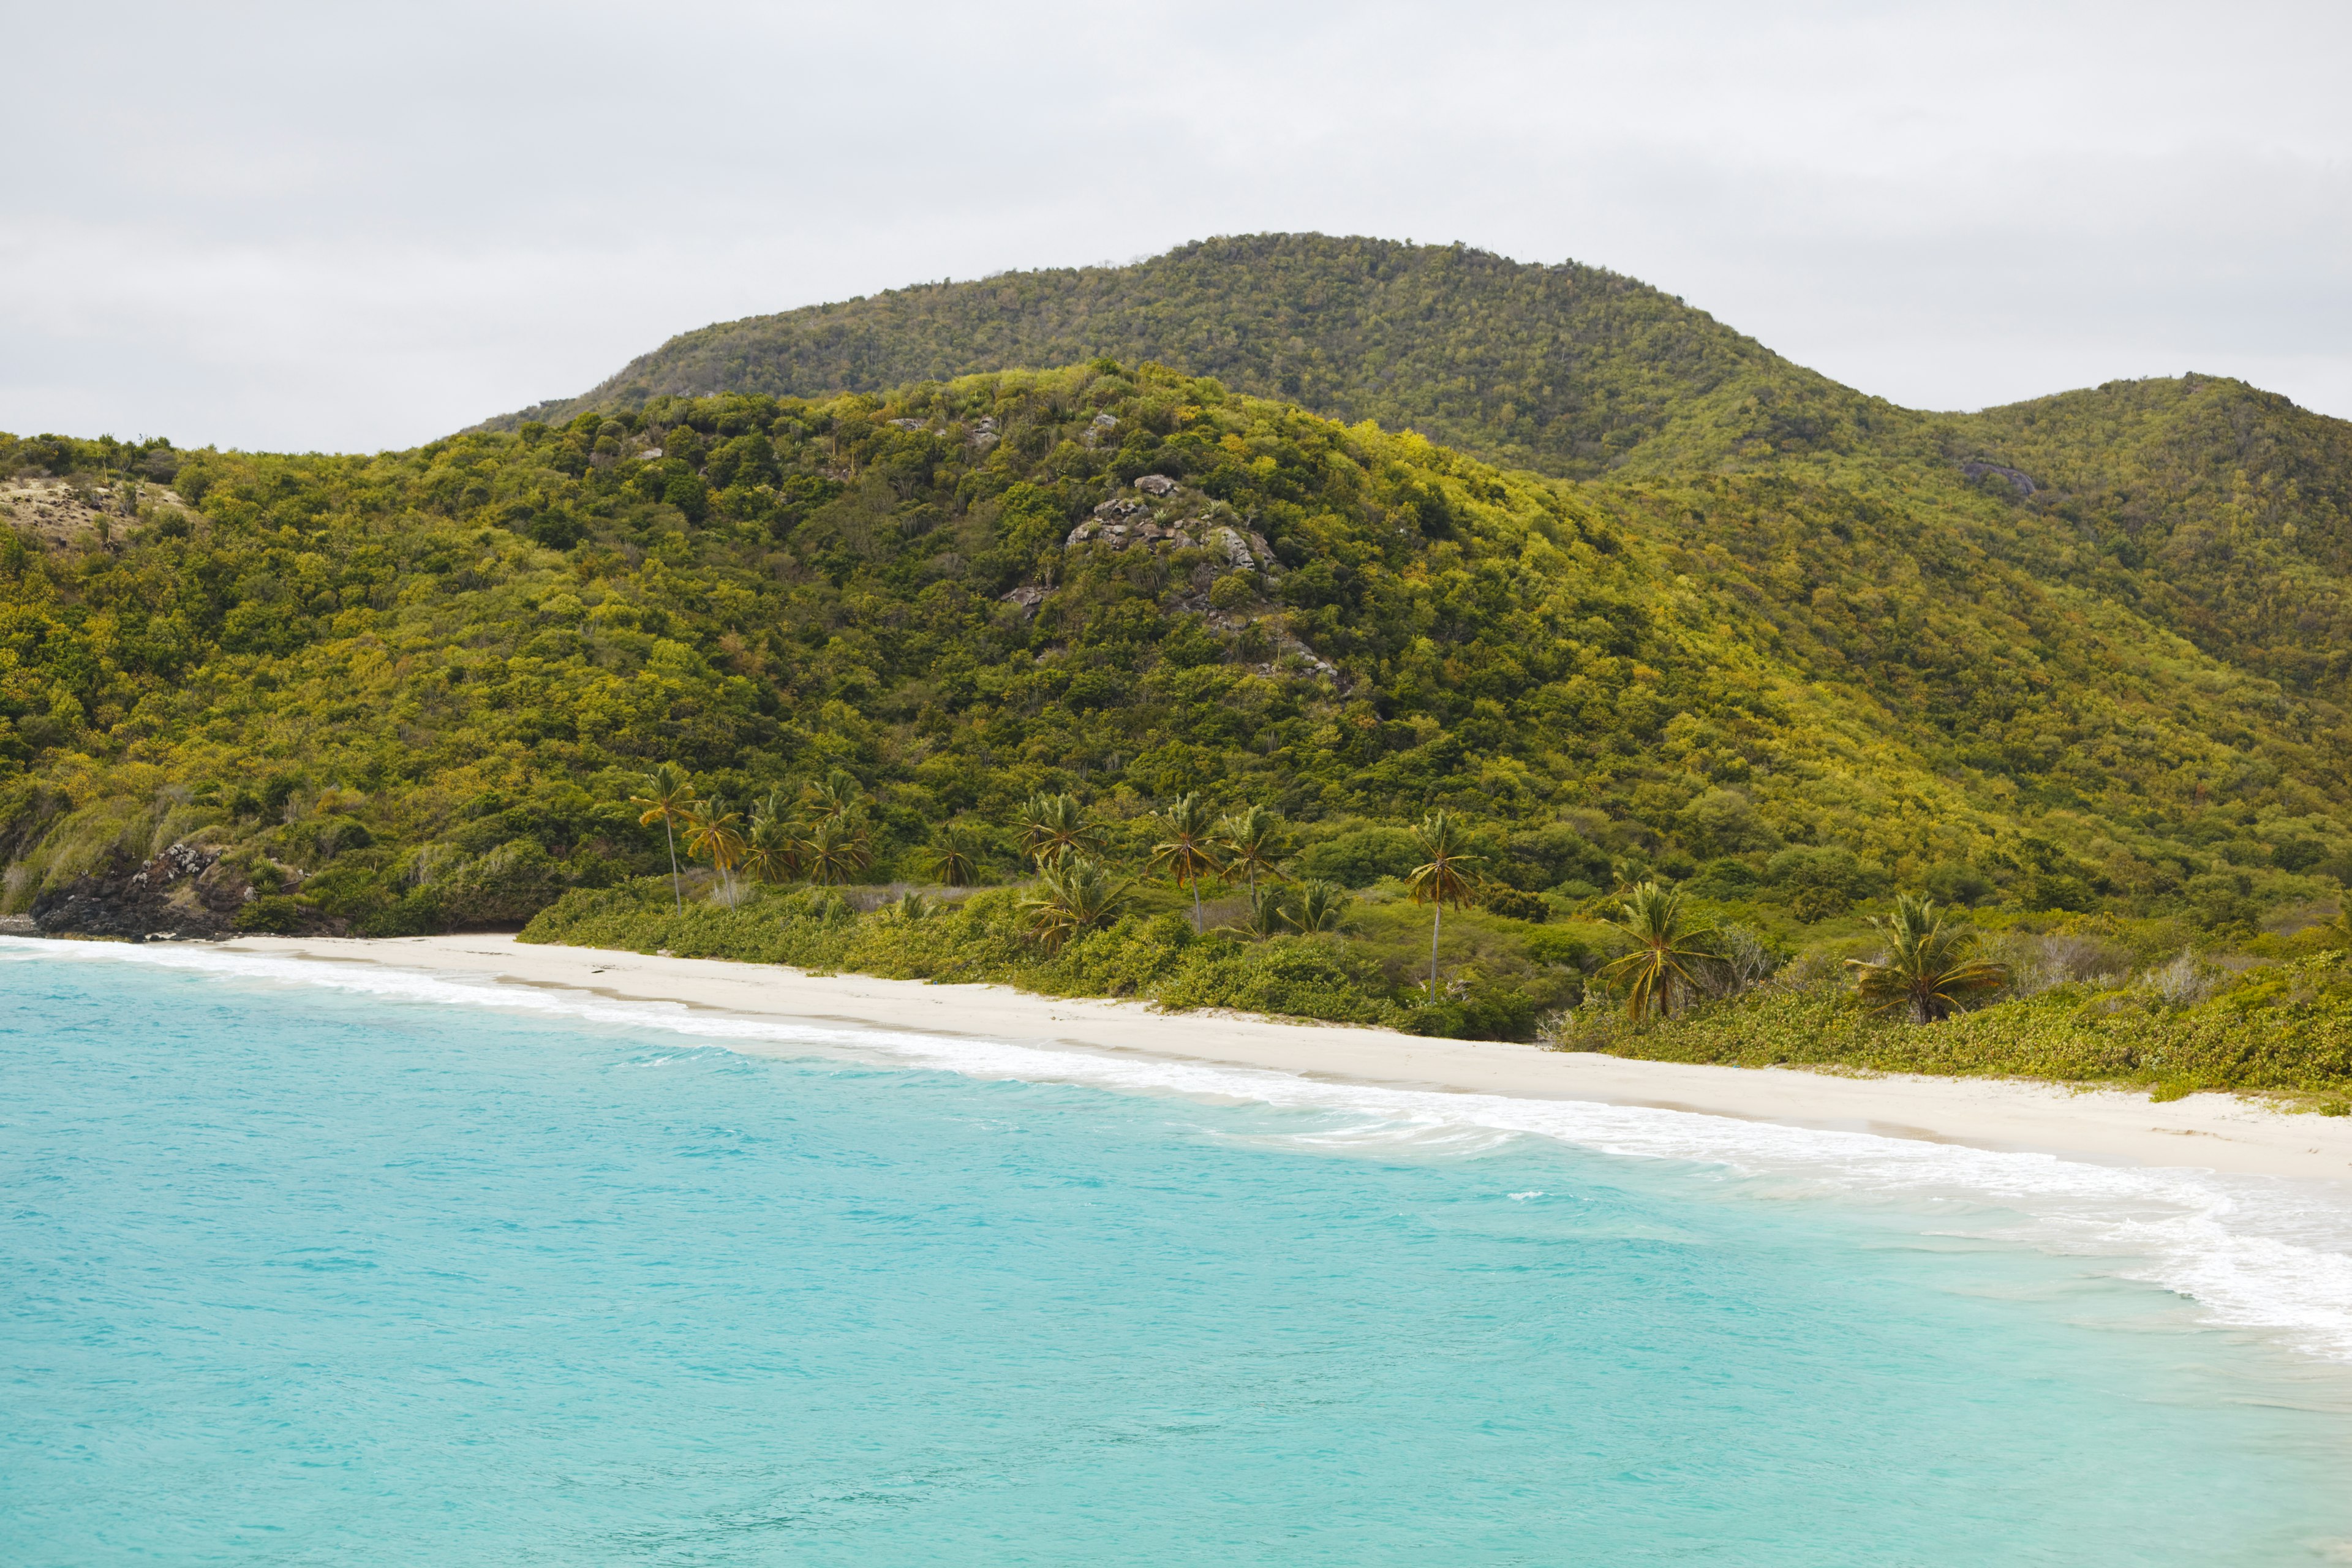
[520,765,2352,1101]
[1559,920,2352,1103]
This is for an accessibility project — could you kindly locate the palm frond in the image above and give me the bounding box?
[1283,879,1350,935]
[1219,883,1288,940]
[1019,855,1134,952]
[1846,894,2008,1023]
[1599,881,1715,1020]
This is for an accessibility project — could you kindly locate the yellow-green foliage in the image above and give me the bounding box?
[523,880,1410,1030]
[1586,949,2352,1098]
[3,342,2349,1066]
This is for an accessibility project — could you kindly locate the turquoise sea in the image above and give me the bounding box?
[7,941,2352,1565]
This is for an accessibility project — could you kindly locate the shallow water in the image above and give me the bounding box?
[6,943,2352,1564]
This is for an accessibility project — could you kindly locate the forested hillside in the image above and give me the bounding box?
[1930,377,2352,706]
[7,238,2352,1086]
[494,233,2352,712]
[7,354,2352,1051]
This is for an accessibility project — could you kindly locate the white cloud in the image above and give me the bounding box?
[5,0,2348,449]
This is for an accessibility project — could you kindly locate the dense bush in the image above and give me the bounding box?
[1572,948,2352,1098]
[521,880,1419,1029]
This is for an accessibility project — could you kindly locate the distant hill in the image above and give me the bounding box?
[1928,376,2352,702]
[483,233,1896,480]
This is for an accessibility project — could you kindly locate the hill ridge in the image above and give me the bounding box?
[481,232,1880,480]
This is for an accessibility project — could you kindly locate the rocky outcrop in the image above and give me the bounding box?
[1961,459,2037,496]
[25,841,255,941]
[0,475,192,552]
[1061,477,1278,574]
[999,473,1340,686]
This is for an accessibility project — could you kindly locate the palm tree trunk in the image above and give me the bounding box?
[1191,877,1203,935]
[1429,901,1442,1003]
[665,818,681,910]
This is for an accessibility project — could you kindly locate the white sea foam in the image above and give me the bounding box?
[13,937,2352,1363]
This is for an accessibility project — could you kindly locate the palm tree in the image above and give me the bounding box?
[629,761,695,910]
[1019,854,1133,952]
[925,823,984,888]
[1016,791,1098,867]
[1600,881,1715,1020]
[1150,793,1224,933]
[1404,812,1483,1003]
[681,796,747,901]
[1216,805,1286,895]
[741,792,801,885]
[799,769,865,823]
[878,891,935,922]
[1283,878,1350,935]
[797,815,873,886]
[1847,894,2008,1022]
[1221,883,1288,941]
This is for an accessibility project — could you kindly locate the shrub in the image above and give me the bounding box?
[1479,884,1548,922]
[1299,826,1422,888]
[433,840,565,928]
[232,895,304,934]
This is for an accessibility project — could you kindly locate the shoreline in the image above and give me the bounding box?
[182,933,2352,1182]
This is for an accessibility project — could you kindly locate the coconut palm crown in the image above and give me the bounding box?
[1283,878,1351,935]
[797,814,873,886]
[680,796,747,899]
[1020,854,1134,953]
[925,823,984,888]
[799,769,866,823]
[1847,894,2008,1023]
[741,793,802,885]
[1216,805,1287,894]
[1016,792,1099,867]
[1150,793,1224,932]
[1600,880,1716,1020]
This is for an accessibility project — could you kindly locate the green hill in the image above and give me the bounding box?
[1928,377,2352,704]
[495,233,2352,710]
[7,244,2352,1090]
[487,233,1893,481]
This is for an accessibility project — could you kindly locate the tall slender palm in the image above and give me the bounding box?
[1404,812,1483,1003]
[1216,805,1286,895]
[1283,878,1350,935]
[925,822,984,888]
[1600,881,1715,1020]
[1150,793,1224,933]
[1019,854,1134,953]
[1847,894,2008,1023]
[630,761,695,910]
[680,796,747,900]
[1016,791,1098,867]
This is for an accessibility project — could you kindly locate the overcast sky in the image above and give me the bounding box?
[4,1,2347,453]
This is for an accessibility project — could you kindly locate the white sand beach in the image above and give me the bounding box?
[222,933,2352,1182]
